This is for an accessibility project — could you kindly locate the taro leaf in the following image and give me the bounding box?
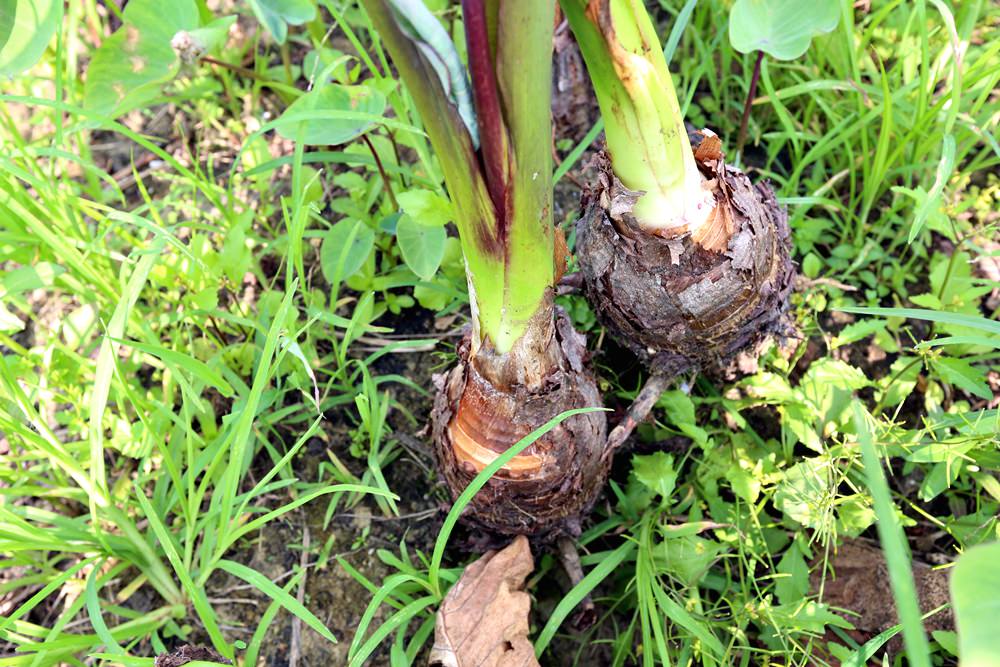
[83,0,199,117]
[274,83,385,146]
[396,188,453,228]
[428,535,540,667]
[320,220,375,284]
[0,0,60,77]
[728,0,840,60]
[952,541,1000,667]
[396,214,446,281]
[247,0,316,45]
[0,2,14,56]
[184,15,237,55]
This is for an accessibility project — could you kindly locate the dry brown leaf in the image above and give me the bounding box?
[429,535,540,667]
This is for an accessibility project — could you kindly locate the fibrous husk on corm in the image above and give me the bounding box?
[431,306,607,540]
[576,130,795,377]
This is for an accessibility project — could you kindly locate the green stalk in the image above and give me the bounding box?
[559,0,712,233]
[361,0,555,356]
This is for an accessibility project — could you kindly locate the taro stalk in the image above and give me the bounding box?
[561,0,795,379]
[361,0,607,538]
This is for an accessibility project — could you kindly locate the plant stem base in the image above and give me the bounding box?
[431,308,608,541]
[576,131,795,377]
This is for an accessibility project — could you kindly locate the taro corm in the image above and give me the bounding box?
[561,0,795,378]
[361,0,607,538]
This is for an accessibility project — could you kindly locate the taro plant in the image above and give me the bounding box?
[728,0,841,154]
[361,0,607,537]
[560,0,795,378]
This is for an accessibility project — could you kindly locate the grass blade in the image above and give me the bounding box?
[853,404,932,667]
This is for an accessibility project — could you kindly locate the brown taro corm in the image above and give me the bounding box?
[576,131,795,378]
[432,306,608,542]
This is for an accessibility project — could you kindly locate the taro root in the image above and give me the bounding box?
[364,1,607,538]
[577,136,795,376]
[432,307,606,538]
[562,0,795,376]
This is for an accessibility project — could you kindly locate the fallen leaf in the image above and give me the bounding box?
[429,535,539,667]
[810,538,952,653]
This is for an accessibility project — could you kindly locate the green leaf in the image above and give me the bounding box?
[110,337,235,398]
[632,452,677,500]
[908,135,956,243]
[657,534,723,587]
[953,542,1000,666]
[320,219,375,283]
[837,306,1000,336]
[932,357,992,401]
[775,457,830,529]
[83,0,199,116]
[0,262,64,297]
[395,188,453,228]
[275,83,386,146]
[0,0,60,76]
[184,15,237,55]
[0,2,15,56]
[395,214,446,281]
[728,0,840,60]
[217,559,336,643]
[854,405,933,667]
[775,543,810,605]
[247,0,316,44]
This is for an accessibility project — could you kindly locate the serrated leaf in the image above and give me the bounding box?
[728,0,840,60]
[320,219,375,283]
[247,0,316,44]
[0,0,60,76]
[775,543,810,605]
[396,188,453,227]
[632,452,677,500]
[776,457,831,529]
[83,0,199,117]
[275,83,385,146]
[396,214,446,281]
[932,357,992,400]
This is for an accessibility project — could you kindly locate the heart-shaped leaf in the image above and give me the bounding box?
[396,214,446,281]
[83,0,199,116]
[247,0,316,44]
[729,0,840,61]
[0,0,61,77]
[275,83,386,146]
[320,219,375,284]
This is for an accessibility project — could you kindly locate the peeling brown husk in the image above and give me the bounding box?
[431,304,608,541]
[576,130,795,377]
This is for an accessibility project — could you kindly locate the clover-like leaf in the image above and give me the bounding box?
[729,0,840,61]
